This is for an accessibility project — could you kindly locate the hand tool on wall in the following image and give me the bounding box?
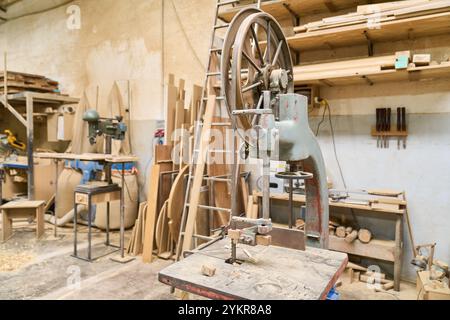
[397,107,401,149]
[381,108,386,148]
[401,107,407,149]
[376,108,381,148]
[386,108,391,148]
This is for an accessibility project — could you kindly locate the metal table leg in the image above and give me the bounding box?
[110,163,135,264]
[88,195,92,261]
[73,195,78,257]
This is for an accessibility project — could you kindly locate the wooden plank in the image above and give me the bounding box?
[182,95,216,253]
[168,165,189,242]
[190,85,203,126]
[288,11,450,52]
[165,84,178,146]
[142,165,161,263]
[254,191,405,214]
[218,0,390,21]
[329,235,395,262]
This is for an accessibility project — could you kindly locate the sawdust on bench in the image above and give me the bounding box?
[0,252,34,272]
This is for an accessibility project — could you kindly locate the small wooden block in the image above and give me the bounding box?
[256,235,272,246]
[201,265,216,277]
[228,229,241,240]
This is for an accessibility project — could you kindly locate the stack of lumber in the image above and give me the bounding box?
[294,0,450,33]
[294,54,450,86]
[135,75,204,263]
[294,55,397,84]
[219,0,390,22]
[0,71,59,94]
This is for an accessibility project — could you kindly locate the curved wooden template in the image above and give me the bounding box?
[167,165,189,241]
[155,200,168,250]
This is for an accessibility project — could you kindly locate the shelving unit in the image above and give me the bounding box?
[254,191,405,291]
[219,0,389,24]
[287,11,450,52]
[0,91,79,199]
[294,62,450,86]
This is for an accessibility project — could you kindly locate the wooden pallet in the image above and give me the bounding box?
[0,71,59,94]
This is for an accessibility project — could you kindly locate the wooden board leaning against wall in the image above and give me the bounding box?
[134,69,251,261]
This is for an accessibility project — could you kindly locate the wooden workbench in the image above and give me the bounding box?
[254,191,405,291]
[159,239,348,300]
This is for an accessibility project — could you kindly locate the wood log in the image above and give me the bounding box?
[345,227,353,235]
[347,262,367,272]
[345,230,358,243]
[336,226,346,238]
[336,226,347,238]
[329,220,340,227]
[358,229,373,243]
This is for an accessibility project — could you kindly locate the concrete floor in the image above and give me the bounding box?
[0,220,418,300]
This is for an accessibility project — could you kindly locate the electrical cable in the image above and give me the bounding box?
[169,0,206,71]
[1,0,75,23]
[315,99,359,228]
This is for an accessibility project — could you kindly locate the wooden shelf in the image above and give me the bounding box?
[294,62,450,87]
[254,191,405,214]
[271,224,396,262]
[371,127,408,137]
[287,11,450,52]
[219,0,388,22]
[6,92,79,105]
[329,235,396,262]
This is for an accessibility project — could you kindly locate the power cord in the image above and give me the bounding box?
[315,99,359,228]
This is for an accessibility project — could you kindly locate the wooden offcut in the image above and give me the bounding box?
[142,165,161,263]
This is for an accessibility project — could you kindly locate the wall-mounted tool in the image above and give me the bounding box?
[401,107,407,149]
[372,108,407,149]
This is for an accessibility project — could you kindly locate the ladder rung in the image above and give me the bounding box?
[198,122,231,127]
[193,234,214,241]
[218,0,239,6]
[190,175,232,182]
[186,203,231,213]
[180,232,214,242]
[203,96,224,101]
[214,23,230,30]
[206,72,221,77]
[210,48,222,53]
[193,149,233,154]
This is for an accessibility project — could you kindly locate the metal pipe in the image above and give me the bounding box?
[120,164,125,258]
[53,159,59,237]
[289,179,293,229]
[26,94,34,200]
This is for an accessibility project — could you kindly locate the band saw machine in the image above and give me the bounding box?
[159,8,347,300]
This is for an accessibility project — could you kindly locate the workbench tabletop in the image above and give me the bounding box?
[34,153,138,163]
[1,200,45,209]
[159,239,348,300]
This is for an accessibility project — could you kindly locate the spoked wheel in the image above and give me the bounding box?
[226,12,294,131]
[221,8,262,121]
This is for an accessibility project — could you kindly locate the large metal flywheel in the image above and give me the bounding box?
[221,10,294,131]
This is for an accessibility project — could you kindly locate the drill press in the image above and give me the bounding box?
[83,109,127,184]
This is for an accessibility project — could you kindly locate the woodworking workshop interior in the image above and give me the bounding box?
[0,0,450,303]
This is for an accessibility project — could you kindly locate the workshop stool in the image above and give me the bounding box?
[1,200,46,241]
